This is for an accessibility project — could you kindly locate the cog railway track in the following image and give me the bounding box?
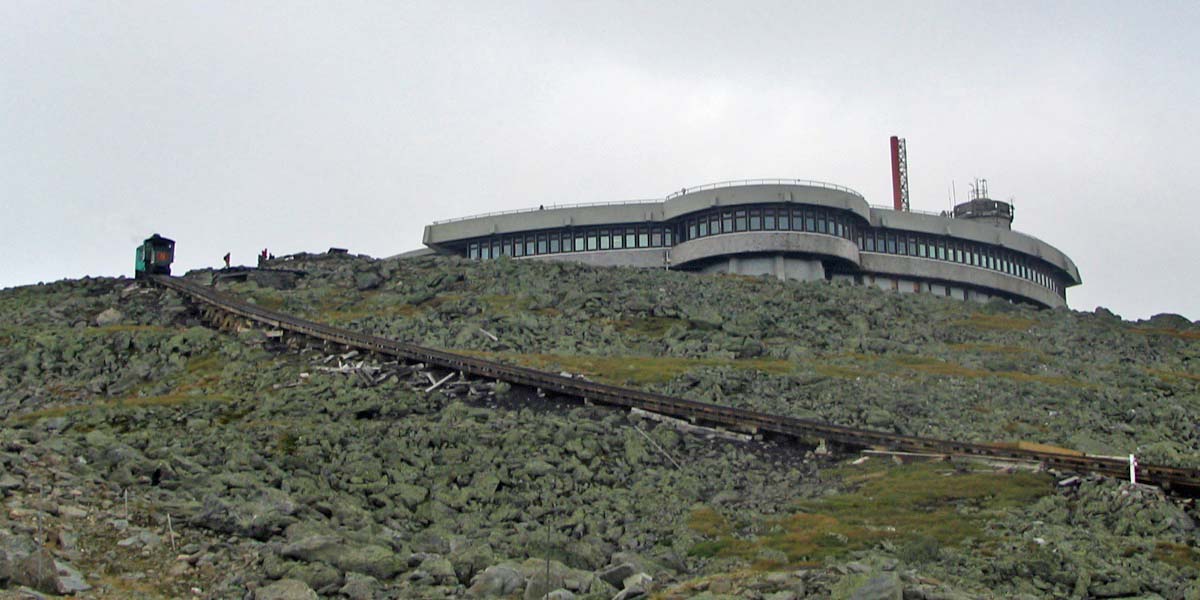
[150,274,1200,497]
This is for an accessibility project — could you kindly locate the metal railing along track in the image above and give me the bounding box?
[150,274,1200,496]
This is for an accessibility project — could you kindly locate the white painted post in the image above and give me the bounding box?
[1129,454,1137,484]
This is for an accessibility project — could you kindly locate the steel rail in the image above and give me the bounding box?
[150,274,1200,496]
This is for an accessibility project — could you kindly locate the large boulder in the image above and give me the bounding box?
[339,572,382,600]
[355,272,383,291]
[467,564,525,598]
[0,535,91,596]
[514,559,611,599]
[848,573,902,600]
[192,490,299,540]
[255,578,319,600]
[95,308,124,326]
[282,534,404,580]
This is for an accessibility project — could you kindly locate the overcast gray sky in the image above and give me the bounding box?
[3,1,1197,320]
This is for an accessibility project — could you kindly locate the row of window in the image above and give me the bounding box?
[467,225,675,260]
[858,230,1063,297]
[460,204,1065,298]
[679,205,857,243]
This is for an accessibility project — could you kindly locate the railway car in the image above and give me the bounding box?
[135,234,175,278]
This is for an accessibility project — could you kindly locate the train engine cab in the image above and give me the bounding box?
[135,234,175,278]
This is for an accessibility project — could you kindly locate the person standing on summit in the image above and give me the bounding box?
[223,252,231,269]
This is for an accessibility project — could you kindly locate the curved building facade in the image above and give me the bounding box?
[423,180,1081,308]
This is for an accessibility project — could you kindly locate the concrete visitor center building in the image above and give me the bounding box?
[422,179,1081,308]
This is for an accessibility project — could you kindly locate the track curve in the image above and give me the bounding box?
[150,274,1200,496]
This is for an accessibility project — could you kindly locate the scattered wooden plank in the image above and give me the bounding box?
[634,424,682,470]
[424,372,455,393]
[630,408,752,442]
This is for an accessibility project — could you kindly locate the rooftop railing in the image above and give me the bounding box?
[665,178,864,199]
[432,198,660,225]
[868,204,952,218]
[432,179,867,225]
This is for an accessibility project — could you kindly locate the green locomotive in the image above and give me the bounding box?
[135,234,175,278]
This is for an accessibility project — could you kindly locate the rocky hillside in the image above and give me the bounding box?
[1,253,1197,599]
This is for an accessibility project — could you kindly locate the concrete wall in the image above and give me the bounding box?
[858,252,1065,308]
[697,255,826,281]
[670,231,859,269]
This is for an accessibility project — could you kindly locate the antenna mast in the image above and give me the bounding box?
[890,136,910,211]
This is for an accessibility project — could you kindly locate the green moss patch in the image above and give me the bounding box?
[688,462,1052,568]
[10,393,231,423]
[605,316,688,338]
[85,324,177,335]
[818,352,1089,388]
[1129,327,1200,341]
[1153,542,1200,570]
[950,313,1038,332]
[1145,368,1200,384]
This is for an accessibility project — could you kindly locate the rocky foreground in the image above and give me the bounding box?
[1,252,1198,598]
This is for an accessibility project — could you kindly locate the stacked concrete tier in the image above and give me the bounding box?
[423,180,1081,308]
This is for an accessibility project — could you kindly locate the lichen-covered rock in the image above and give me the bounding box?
[95,307,123,326]
[847,572,901,600]
[339,571,382,600]
[467,564,524,597]
[255,578,319,600]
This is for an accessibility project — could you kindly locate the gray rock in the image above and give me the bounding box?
[394,483,428,510]
[355,273,382,291]
[684,303,724,328]
[95,308,124,326]
[285,561,342,593]
[622,572,652,590]
[612,571,652,600]
[544,590,575,600]
[449,543,495,585]
[597,562,636,588]
[468,565,525,598]
[56,505,88,519]
[282,535,404,580]
[192,490,298,540]
[849,573,901,600]
[1,544,91,596]
[419,555,458,586]
[116,529,162,549]
[339,572,381,600]
[1090,579,1141,598]
[0,474,22,492]
[335,544,405,580]
[612,585,647,600]
[281,534,343,563]
[255,578,319,600]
